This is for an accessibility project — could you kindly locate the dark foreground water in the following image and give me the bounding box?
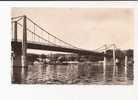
[18,62,133,85]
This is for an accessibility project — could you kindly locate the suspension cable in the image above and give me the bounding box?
[17,22,59,46]
[26,17,79,49]
[11,15,23,20]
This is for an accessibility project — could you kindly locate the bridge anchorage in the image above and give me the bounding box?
[11,15,128,84]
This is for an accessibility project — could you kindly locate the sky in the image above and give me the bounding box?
[12,7,134,52]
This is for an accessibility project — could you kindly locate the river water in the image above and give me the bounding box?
[22,62,133,85]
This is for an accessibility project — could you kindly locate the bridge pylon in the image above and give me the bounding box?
[12,15,28,84]
[103,44,107,82]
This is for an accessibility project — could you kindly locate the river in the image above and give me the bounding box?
[22,62,133,85]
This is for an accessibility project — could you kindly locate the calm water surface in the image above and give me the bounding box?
[24,62,133,85]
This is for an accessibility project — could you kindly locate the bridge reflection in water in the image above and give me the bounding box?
[15,62,133,85]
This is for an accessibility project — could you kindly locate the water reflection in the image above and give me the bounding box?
[20,62,133,84]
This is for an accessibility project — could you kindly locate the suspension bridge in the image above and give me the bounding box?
[11,15,116,63]
[11,15,121,83]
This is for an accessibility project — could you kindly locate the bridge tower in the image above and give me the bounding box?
[103,44,107,82]
[12,15,27,84]
[124,54,128,80]
[112,44,116,79]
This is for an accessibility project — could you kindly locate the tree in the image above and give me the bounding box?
[40,54,47,61]
[27,54,38,62]
[126,49,133,57]
[115,49,125,59]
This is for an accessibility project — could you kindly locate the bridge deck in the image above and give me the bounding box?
[11,41,104,57]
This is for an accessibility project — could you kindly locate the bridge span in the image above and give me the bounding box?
[12,41,104,56]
